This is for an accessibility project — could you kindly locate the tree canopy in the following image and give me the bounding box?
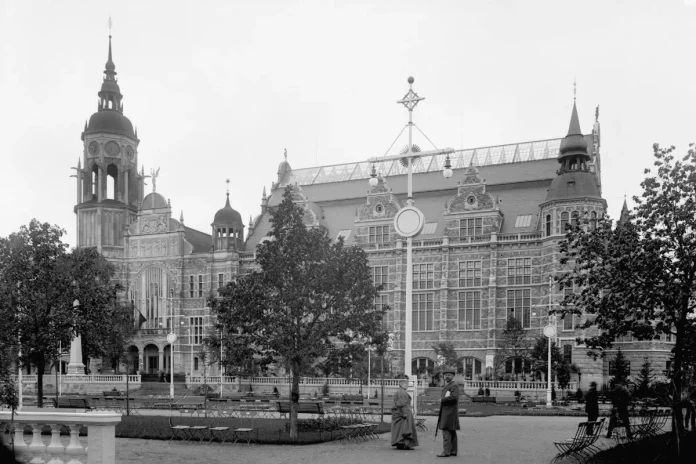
[555,143,696,434]
[0,219,125,405]
[208,186,386,436]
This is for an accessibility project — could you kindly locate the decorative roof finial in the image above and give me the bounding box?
[106,17,115,72]
[573,78,577,102]
[595,105,600,122]
[249,215,253,227]
[180,210,184,223]
[262,185,267,200]
[284,148,287,161]
[108,15,112,35]
[225,178,230,197]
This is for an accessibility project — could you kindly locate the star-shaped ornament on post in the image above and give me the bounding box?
[397,76,424,111]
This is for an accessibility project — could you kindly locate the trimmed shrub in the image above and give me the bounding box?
[477,387,484,396]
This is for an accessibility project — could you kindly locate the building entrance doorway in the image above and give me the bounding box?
[148,356,159,374]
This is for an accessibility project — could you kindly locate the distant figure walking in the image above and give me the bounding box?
[585,382,599,434]
[391,378,418,450]
[436,366,460,457]
[606,380,632,439]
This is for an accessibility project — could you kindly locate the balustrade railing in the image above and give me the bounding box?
[0,410,121,464]
[463,380,577,391]
[186,376,427,388]
[11,375,140,384]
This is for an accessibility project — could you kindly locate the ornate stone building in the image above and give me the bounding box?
[73,36,673,388]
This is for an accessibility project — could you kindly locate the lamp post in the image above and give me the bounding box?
[17,330,22,412]
[166,290,176,399]
[367,76,454,391]
[543,276,556,408]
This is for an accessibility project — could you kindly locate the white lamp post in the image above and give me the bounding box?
[367,77,454,387]
[166,290,176,399]
[544,276,556,408]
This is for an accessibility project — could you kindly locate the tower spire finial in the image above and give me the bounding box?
[284,148,287,161]
[225,178,230,197]
[573,78,577,102]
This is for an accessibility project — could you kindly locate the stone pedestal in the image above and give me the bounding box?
[67,334,85,375]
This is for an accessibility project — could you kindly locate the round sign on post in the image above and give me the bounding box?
[543,325,556,338]
[393,206,425,238]
[166,332,177,344]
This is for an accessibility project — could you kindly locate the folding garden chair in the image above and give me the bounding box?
[207,411,231,445]
[188,409,209,442]
[233,410,257,444]
[168,407,193,443]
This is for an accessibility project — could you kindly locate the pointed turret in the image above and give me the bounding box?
[619,198,630,224]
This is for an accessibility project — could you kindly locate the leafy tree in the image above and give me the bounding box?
[0,220,121,406]
[496,316,532,380]
[208,186,385,437]
[556,362,571,396]
[529,336,564,382]
[636,357,655,398]
[609,348,631,389]
[431,341,460,374]
[102,302,138,374]
[556,143,696,434]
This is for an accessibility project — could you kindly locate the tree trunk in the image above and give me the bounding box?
[289,360,301,438]
[671,314,687,437]
[380,355,384,423]
[36,354,45,408]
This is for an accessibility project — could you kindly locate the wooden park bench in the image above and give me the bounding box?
[103,390,122,397]
[341,394,364,405]
[277,401,324,418]
[52,397,92,410]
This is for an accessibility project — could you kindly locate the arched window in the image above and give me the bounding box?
[590,211,597,230]
[91,165,99,198]
[457,357,482,380]
[412,357,434,376]
[106,164,118,200]
[560,212,569,232]
[545,214,552,236]
[571,211,580,228]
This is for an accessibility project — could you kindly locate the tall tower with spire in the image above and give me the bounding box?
[539,99,606,238]
[74,30,142,254]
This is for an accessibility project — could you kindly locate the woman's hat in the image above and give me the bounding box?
[441,366,456,375]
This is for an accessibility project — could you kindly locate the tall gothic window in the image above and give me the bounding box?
[459,218,483,237]
[458,291,481,330]
[590,211,598,230]
[459,261,481,287]
[571,211,580,228]
[413,264,434,289]
[368,226,389,243]
[412,293,434,331]
[507,289,531,328]
[507,258,531,285]
[545,214,552,236]
[560,212,569,231]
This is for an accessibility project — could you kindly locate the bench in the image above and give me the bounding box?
[277,401,324,418]
[551,418,604,464]
[103,390,121,397]
[52,397,91,410]
[341,394,364,405]
[472,396,495,403]
[173,396,205,409]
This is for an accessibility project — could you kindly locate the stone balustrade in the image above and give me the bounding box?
[0,410,121,464]
[463,380,577,391]
[11,375,140,384]
[186,376,427,388]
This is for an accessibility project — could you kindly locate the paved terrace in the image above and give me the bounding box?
[115,415,619,464]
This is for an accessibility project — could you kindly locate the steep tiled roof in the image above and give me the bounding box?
[184,226,211,254]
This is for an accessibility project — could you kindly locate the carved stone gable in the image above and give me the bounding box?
[139,215,169,234]
[446,166,497,214]
[357,177,401,221]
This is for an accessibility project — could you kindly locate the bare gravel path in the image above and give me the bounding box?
[115,415,616,464]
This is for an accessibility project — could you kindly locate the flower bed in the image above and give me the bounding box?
[115,416,390,444]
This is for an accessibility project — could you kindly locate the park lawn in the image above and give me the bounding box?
[115,415,390,444]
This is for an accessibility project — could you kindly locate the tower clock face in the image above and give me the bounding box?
[88,141,100,156]
[105,141,120,156]
[126,146,135,160]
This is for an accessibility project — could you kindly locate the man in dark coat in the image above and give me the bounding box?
[585,382,599,434]
[436,366,460,457]
[606,380,632,439]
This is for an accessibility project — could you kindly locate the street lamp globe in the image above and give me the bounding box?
[166,332,177,344]
[369,163,379,187]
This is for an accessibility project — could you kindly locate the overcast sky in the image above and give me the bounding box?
[2,0,695,247]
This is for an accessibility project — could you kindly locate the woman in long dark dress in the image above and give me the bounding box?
[391,378,419,450]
